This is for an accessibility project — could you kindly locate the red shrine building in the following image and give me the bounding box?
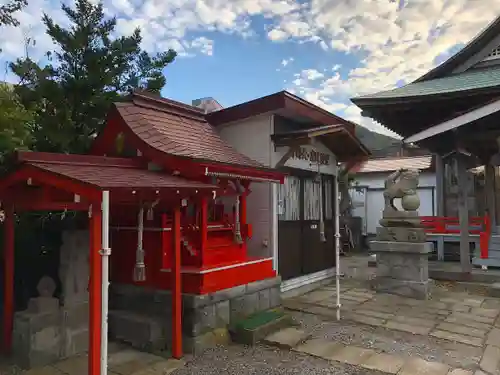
[0,90,368,373]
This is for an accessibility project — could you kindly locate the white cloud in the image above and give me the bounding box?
[301,69,324,81]
[281,57,294,66]
[2,0,499,137]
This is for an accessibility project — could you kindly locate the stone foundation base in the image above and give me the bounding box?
[370,240,432,300]
[12,302,89,369]
[109,276,282,355]
[370,278,433,300]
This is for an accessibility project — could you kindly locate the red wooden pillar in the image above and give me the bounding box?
[2,206,14,354]
[88,206,102,375]
[200,197,208,254]
[172,205,182,359]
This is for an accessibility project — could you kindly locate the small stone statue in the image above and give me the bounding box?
[380,168,422,227]
[27,276,59,313]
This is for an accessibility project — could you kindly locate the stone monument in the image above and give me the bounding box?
[369,168,432,300]
[12,231,91,369]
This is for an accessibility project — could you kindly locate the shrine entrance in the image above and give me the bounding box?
[278,170,335,281]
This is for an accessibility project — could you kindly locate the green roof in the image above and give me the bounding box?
[353,65,500,101]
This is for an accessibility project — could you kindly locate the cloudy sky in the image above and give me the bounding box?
[1,0,500,137]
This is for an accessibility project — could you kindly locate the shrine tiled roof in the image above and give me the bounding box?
[352,66,500,102]
[114,92,264,169]
[16,152,218,190]
[352,155,433,174]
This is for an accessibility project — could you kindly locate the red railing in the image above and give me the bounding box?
[420,215,491,259]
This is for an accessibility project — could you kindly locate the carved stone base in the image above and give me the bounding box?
[376,227,426,243]
[369,239,432,300]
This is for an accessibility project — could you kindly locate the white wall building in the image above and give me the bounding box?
[199,91,369,293]
[350,155,436,237]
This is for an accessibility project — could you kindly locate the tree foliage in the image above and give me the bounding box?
[0,0,27,27]
[0,83,34,165]
[10,0,176,154]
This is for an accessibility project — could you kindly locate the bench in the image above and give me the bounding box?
[420,216,491,261]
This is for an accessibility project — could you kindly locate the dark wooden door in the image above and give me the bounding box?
[278,173,335,281]
[301,176,335,275]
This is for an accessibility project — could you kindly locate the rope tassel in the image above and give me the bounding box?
[133,206,146,282]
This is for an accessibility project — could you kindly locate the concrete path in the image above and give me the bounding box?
[0,344,184,375]
[281,281,500,375]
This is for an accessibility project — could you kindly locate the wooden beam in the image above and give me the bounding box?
[435,154,445,217]
[88,205,102,375]
[485,164,497,228]
[2,206,14,354]
[15,202,90,212]
[172,204,182,359]
[456,155,472,273]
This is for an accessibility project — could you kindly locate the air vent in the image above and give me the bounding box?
[483,46,500,62]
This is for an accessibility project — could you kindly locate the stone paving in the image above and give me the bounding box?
[0,343,184,375]
[281,281,500,375]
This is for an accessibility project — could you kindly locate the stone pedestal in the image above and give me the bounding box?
[108,276,282,355]
[370,240,432,300]
[12,231,91,370]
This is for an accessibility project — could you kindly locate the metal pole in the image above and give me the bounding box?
[334,173,341,321]
[101,191,111,375]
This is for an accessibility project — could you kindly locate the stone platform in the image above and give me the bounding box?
[370,240,432,300]
[109,276,282,354]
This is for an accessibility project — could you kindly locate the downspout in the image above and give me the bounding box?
[133,205,146,282]
[101,191,111,375]
[334,171,341,321]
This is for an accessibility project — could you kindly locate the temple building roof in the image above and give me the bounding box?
[114,91,264,169]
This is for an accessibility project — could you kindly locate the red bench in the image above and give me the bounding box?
[420,216,491,259]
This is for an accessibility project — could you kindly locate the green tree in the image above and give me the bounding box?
[0,83,34,165]
[10,0,176,154]
[0,0,27,27]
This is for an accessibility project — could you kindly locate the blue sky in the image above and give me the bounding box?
[1,0,498,137]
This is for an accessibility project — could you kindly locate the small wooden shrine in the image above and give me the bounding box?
[0,91,285,374]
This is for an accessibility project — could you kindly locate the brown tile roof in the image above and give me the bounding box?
[114,92,264,169]
[14,151,218,190]
[353,155,433,174]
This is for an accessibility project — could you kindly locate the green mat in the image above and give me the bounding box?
[234,309,285,331]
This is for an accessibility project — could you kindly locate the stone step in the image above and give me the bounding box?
[472,257,500,268]
[261,327,311,349]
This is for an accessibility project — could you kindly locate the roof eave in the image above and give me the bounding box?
[352,85,500,110]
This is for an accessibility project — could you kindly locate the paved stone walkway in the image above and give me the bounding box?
[0,344,184,375]
[281,282,500,375]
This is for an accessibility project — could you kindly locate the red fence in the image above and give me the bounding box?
[420,215,491,259]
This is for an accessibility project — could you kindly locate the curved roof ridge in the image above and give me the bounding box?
[415,15,500,82]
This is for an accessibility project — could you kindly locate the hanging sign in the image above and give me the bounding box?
[291,147,330,166]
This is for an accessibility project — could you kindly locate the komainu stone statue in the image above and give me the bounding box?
[380,168,422,228]
[370,167,432,300]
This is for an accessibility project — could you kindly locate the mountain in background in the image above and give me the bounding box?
[353,124,428,158]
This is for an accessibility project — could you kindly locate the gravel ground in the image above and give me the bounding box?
[289,310,483,370]
[174,344,384,375]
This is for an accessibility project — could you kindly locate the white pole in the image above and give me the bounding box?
[334,174,341,321]
[101,190,111,375]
